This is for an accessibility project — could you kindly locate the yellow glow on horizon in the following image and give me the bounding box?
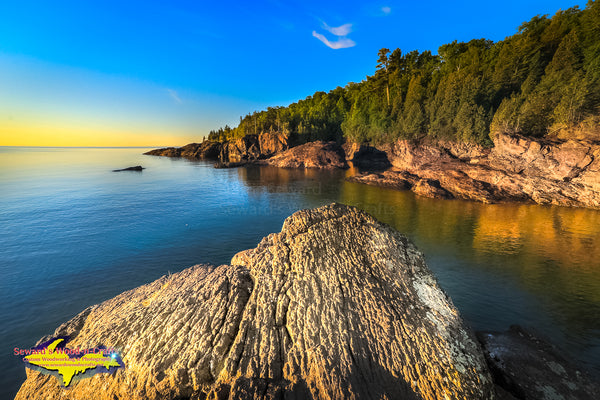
[0,121,200,147]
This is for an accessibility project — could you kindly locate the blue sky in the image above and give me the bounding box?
[0,0,588,146]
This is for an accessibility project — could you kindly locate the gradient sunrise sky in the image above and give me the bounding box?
[0,0,587,147]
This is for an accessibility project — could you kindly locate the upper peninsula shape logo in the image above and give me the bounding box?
[18,336,124,387]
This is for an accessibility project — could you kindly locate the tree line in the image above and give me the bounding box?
[208,1,600,146]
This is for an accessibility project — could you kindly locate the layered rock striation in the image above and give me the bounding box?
[16,204,496,400]
[349,133,600,209]
[261,141,348,169]
[145,132,289,165]
[144,141,222,160]
[145,131,600,208]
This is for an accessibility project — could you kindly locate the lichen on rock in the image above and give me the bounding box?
[16,204,496,400]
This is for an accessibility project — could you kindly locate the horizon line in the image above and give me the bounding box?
[0,145,166,149]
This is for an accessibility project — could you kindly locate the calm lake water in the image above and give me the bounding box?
[1,146,599,398]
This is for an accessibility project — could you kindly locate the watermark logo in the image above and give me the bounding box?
[16,336,124,387]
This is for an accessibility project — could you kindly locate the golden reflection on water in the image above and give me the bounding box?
[472,204,600,269]
[234,166,600,313]
[340,179,600,310]
[238,166,600,271]
[338,180,600,266]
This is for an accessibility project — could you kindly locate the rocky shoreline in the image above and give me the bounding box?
[348,133,600,209]
[15,204,598,399]
[145,132,600,209]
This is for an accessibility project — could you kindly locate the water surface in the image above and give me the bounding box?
[1,147,599,398]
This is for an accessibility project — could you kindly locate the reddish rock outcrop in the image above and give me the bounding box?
[348,133,600,208]
[219,135,262,163]
[145,132,290,165]
[346,170,415,191]
[15,204,496,400]
[144,141,222,160]
[258,131,289,157]
[263,141,348,169]
[412,179,454,199]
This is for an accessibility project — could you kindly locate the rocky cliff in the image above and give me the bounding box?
[144,141,222,159]
[16,204,496,400]
[145,132,289,164]
[349,133,600,209]
[145,131,600,208]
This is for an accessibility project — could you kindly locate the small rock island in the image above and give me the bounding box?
[112,166,145,172]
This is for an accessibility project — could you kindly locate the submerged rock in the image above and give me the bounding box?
[214,161,249,169]
[478,326,600,400]
[15,203,495,400]
[412,178,454,199]
[264,141,348,169]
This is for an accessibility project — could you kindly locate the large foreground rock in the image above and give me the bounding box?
[16,204,494,400]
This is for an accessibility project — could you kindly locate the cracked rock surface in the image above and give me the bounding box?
[16,203,495,400]
[478,326,600,400]
[349,133,600,208]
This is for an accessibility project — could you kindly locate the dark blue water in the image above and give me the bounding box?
[1,147,599,399]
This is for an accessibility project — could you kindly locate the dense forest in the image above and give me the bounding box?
[208,1,600,146]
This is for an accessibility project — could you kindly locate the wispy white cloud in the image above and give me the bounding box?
[381,6,392,15]
[312,31,356,49]
[167,89,182,104]
[322,22,352,37]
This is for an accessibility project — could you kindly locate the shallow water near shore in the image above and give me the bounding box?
[1,146,599,398]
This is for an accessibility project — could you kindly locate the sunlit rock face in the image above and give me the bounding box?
[219,135,262,163]
[145,132,289,165]
[348,133,600,208]
[258,131,289,157]
[144,141,222,159]
[16,204,495,400]
[264,141,348,169]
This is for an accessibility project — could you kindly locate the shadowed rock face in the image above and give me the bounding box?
[16,204,495,400]
[343,143,392,170]
[478,326,600,400]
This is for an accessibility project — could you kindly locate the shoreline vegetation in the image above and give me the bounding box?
[146,130,600,209]
[16,204,600,399]
[146,3,600,210]
[203,3,600,146]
